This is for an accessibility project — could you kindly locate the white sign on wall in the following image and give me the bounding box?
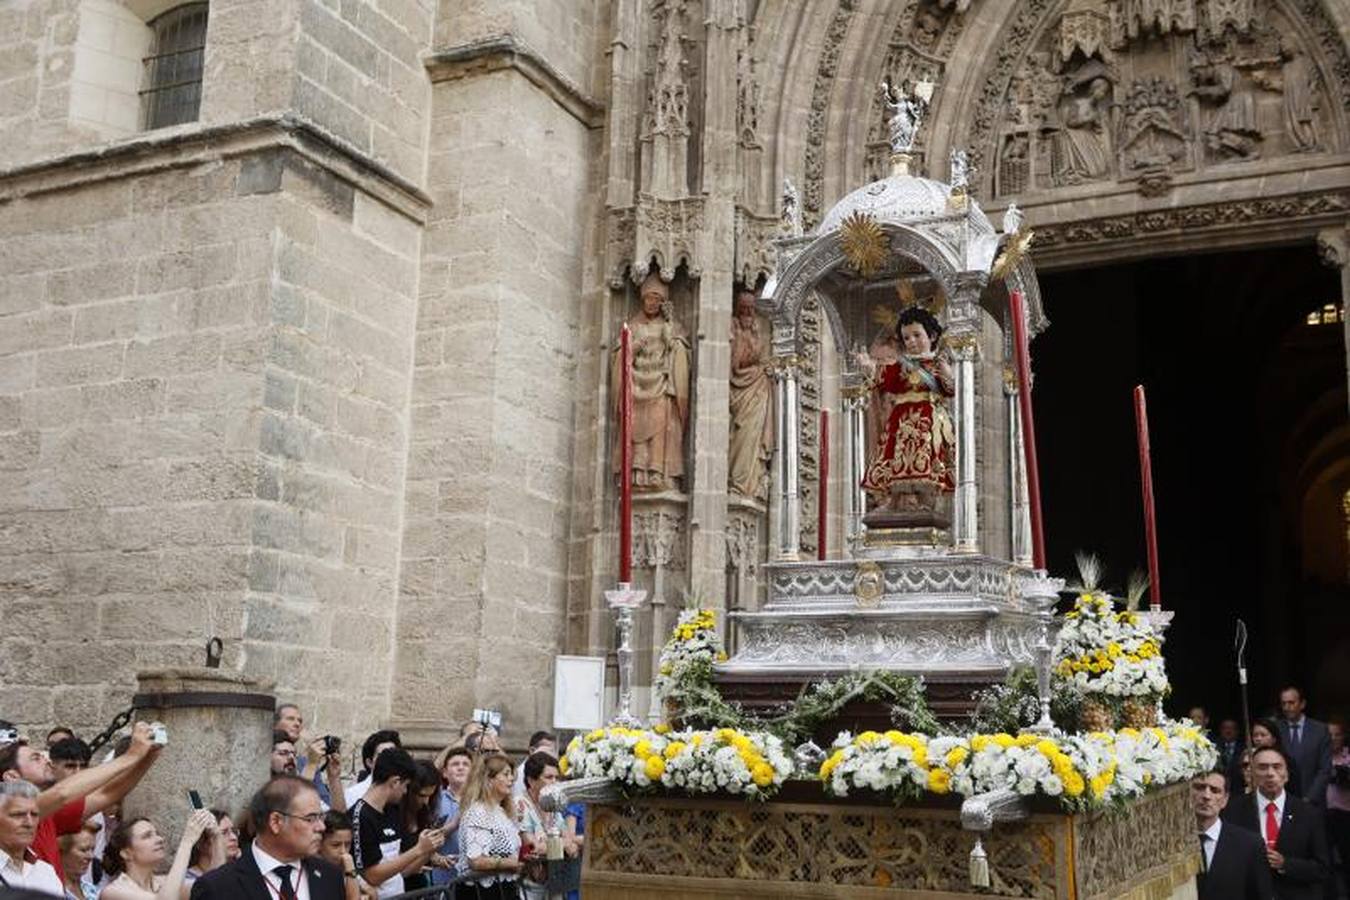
[552,655,607,732]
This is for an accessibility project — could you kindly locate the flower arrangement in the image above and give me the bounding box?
[1054,594,1168,700]
[818,721,1216,812]
[653,608,725,704]
[560,725,794,799]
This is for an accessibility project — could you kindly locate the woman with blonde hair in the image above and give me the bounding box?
[454,754,522,900]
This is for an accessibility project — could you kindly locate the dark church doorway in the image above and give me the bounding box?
[1034,243,1349,722]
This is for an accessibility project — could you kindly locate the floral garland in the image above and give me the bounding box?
[653,607,938,742]
[1054,593,1169,699]
[818,720,1216,812]
[560,725,794,799]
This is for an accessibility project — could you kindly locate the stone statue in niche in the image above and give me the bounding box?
[613,272,691,492]
[855,298,955,528]
[728,287,773,501]
[1189,48,1261,159]
[1047,59,1113,186]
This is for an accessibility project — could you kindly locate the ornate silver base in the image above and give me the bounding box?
[719,554,1044,677]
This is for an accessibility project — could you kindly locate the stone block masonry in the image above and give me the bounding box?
[0,140,422,743]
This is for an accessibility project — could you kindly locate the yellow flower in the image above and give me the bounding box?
[1089,774,1108,798]
[644,755,666,780]
[1016,734,1039,748]
[731,734,752,751]
[913,745,928,767]
[751,763,775,787]
[585,729,604,743]
[664,741,686,760]
[819,750,844,781]
[1064,771,1085,797]
[884,730,905,744]
[716,651,728,662]
[1036,740,1059,758]
[558,755,569,775]
[945,747,969,768]
[690,734,703,747]
[659,663,673,675]
[653,722,672,735]
[855,731,882,747]
[970,735,991,752]
[716,728,737,745]
[993,733,1016,749]
[634,740,652,760]
[927,768,952,794]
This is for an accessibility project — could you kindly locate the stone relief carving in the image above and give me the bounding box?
[1032,189,1350,249]
[633,196,707,281]
[736,18,761,150]
[725,511,760,574]
[734,206,777,287]
[1118,76,1189,179]
[1049,59,1115,186]
[605,207,637,289]
[634,507,688,570]
[640,0,696,198]
[802,0,860,229]
[1108,0,1197,47]
[978,0,1344,199]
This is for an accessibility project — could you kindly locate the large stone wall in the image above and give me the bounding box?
[392,58,598,739]
[0,139,422,740]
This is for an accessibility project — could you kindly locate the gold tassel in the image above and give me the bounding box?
[970,836,990,888]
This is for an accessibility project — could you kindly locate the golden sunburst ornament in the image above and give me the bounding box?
[839,210,889,278]
[992,228,1035,280]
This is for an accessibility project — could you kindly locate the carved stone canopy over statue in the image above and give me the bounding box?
[612,272,691,493]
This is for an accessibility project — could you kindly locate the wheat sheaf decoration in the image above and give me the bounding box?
[839,210,890,278]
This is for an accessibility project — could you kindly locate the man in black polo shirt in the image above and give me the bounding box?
[349,748,444,898]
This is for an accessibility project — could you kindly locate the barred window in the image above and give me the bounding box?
[140,3,209,130]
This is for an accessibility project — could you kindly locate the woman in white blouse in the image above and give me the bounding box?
[99,809,215,900]
[456,753,523,900]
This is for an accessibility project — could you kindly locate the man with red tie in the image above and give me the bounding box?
[1224,746,1328,900]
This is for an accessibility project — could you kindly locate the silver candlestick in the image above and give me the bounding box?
[1019,570,1066,734]
[604,582,648,728]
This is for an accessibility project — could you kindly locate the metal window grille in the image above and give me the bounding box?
[140,3,209,130]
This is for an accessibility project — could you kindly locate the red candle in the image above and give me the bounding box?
[619,324,634,584]
[1134,385,1161,610]
[1008,290,1047,570]
[818,410,829,561]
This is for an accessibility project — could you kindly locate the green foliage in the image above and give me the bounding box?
[968,668,1088,734]
[670,663,939,744]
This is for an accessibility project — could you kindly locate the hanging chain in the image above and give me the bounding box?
[87,706,137,755]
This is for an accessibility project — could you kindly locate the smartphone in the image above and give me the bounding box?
[188,789,203,810]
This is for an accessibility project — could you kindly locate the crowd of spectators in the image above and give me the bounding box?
[5,684,1344,900]
[0,707,582,900]
[1188,685,1348,900]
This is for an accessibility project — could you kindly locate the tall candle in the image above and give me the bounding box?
[1008,290,1047,570]
[619,325,633,584]
[818,410,829,561]
[1134,385,1161,610]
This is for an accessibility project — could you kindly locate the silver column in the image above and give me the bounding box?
[777,356,793,555]
[770,355,801,560]
[952,340,979,552]
[842,384,867,551]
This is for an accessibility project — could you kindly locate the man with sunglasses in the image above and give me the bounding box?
[190,774,344,900]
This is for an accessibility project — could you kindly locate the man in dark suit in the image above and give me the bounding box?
[191,774,347,900]
[1224,746,1328,900]
[1193,767,1272,900]
[1216,718,1246,771]
[1277,686,1332,806]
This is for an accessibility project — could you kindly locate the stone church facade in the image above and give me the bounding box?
[2,0,1348,747]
